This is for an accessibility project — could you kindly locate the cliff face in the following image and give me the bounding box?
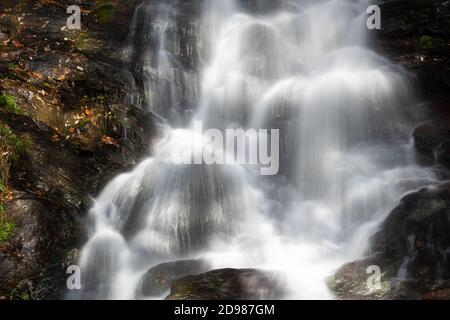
[0,0,449,300]
[0,0,152,299]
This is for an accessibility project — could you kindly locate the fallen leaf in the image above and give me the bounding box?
[51,134,60,142]
[33,71,44,79]
[6,191,14,201]
[102,135,119,146]
[12,39,23,48]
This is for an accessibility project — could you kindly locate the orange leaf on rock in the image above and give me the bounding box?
[33,71,44,79]
[6,191,14,201]
[84,109,94,117]
[102,135,119,146]
[12,39,23,48]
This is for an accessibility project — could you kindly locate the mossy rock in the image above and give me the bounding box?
[140,259,211,297]
[0,94,26,115]
[166,268,284,300]
[0,203,14,244]
[93,2,116,26]
[72,31,104,52]
[0,123,29,163]
[329,255,397,300]
[418,35,444,50]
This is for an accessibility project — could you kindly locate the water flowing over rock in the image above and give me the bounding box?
[331,182,450,300]
[139,259,211,297]
[165,268,284,300]
[77,0,442,300]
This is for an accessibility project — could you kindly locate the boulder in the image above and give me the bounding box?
[139,259,211,297]
[330,182,450,299]
[329,254,396,300]
[370,182,450,276]
[165,268,284,300]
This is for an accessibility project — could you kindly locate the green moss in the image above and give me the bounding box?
[0,94,16,110]
[0,124,28,162]
[76,118,91,129]
[96,4,115,25]
[8,63,19,70]
[0,124,23,244]
[0,203,14,244]
[0,94,27,115]
[97,95,106,103]
[72,31,103,52]
[20,292,30,300]
[418,35,443,50]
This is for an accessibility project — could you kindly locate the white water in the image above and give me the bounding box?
[78,0,438,299]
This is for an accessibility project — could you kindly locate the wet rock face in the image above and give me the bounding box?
[377,0,450,103]
[329,1,450,300]
[122,0,203,123]
[370,183,450,278]
[166,268,284,300]
[0,0,152,299]
[330,183,450,300]
[139,259,211,298]
[413,121,450,155]
[412,120,450,168]
[330,255,397,300]
[0,191,77,299]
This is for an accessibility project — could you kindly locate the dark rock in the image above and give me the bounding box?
[413,120,450,155]
[331,182,450,299]
[0,0,153,299]
[329,254,397,300]
[370,183,450,278]
[437,141,450,169]
[376,0,450,104]
[139,259,211,297]
[421,287,450,300]
[165,268,284,300]
[0,191,77,299]
[0,31,8,42]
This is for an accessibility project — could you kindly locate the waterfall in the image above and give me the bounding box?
[78,0,438,299]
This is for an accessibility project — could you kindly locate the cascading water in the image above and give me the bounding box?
[77,0,439,299]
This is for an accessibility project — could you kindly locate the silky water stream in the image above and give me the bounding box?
[77,0,438,299]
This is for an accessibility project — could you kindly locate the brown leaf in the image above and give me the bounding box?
[51,134,60,142]
[33,71,44,79]
[84,109,94,117]
[5,191,14,201]
[12,39,23,48]
[102,135,119,146]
